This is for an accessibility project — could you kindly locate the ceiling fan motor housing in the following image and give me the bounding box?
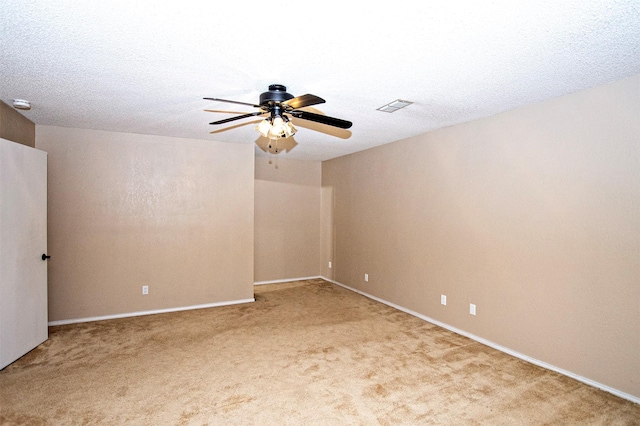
[260,84,294,106]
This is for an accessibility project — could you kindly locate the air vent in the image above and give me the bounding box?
[377,99,412,113]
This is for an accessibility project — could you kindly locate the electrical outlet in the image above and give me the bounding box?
[329,261,332,269]
[142,285,149,295]
[470,303,476,315]
[441,295,447,305]
[364,273,369,282]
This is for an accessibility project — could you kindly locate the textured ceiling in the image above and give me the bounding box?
[1,1,639,161]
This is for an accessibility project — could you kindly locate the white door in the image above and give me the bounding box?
[0,137,48,370]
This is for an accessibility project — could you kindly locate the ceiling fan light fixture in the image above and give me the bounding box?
[268,115,287,139]
[282,116,297,138]
[377,99,413,113]
[285,122,297,138]
[256,119,271,138]
[272,115,285,130]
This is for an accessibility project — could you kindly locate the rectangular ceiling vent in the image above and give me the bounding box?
[377,99,413,113]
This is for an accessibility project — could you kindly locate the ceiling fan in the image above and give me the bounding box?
[204,84,352,141]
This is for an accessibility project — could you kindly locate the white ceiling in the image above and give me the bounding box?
[1,1,639,161]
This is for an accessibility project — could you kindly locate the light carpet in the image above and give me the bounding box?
[1,279,638,425]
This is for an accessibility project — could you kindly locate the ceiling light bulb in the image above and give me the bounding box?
[255,119,271,138]
[269,116,286,139]
[272,116,285,132]
[283,120,297,138]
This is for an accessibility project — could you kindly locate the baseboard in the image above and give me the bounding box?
[321,276,640,405]
[48,298,256,326]
[254,276,322,286]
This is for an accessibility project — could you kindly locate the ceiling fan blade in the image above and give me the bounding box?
[209,111,266,125]
[204,97,261,108]
[283,94,326,110]
[289,110,352,129]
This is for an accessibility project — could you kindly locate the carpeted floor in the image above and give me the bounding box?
[1,279,638,425]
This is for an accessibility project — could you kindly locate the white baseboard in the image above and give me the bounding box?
[48,298,255,326]
[321,276,640,405]
[254,276,322,286]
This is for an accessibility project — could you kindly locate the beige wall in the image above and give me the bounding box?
[0,100,35,147]
[36,126,255,322]
[322,74,640,397]
[254,157,321,282]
